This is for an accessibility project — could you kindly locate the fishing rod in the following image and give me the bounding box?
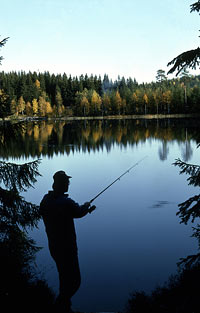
[89,156,148,204]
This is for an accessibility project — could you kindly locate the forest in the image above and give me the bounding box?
[0,70,200,118]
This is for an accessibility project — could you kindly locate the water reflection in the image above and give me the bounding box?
[0,118,199,160]
[126,147,200,313]
[1,118,200,312]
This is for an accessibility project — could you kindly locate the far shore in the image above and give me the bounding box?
[1,113,200,123]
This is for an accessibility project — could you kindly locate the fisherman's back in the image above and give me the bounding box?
[40,191,79,256]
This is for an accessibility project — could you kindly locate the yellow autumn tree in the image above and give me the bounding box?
[32,98,38,115]
[58,105,65,116]
[162,90,172,114]
[132,92,138,103]
[46,101,53,115]
[115,90,122,114]
[132,90,141,113]
[143,93,148,114]
[81,96,90,116]
[35,79,40,89]
[25,101,32,116]
[17,96,26,115]
[38,96,46,116]
[91,90,102,115]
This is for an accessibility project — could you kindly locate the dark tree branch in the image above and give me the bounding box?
[177,194,200,224]
[173,158,200,186]
[190,1,200,13]
[167,48,200,75]
[167,2,200,75]
[0,159,42,192]
[0,36,9,65]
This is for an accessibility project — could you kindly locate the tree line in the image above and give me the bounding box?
[0,70,200,118]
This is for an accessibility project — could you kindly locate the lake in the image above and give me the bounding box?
[5,118,199,312]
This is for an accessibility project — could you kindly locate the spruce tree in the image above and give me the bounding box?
[168,1,200,75]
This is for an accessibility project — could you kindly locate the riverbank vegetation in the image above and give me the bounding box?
[0,70,200,119]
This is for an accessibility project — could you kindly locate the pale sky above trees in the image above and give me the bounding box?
[1,0,199,82]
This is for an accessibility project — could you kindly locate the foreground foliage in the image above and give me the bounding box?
[0,122,55,312]
[168,1,200,75]
[126,264,200,313]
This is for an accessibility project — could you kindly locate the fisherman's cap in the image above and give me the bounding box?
[53,170,72,183]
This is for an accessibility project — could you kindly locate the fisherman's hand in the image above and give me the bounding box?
[88,205,96,214]
[83,202,91,208]
[83,202,96,213]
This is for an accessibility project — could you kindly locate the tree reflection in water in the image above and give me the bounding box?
[0,121,54,313]
[0,118,199,161]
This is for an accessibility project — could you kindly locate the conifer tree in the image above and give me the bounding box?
[0,89,9,118]
[173,158,200,267]
[168,1,200,75]
[156,69,167,83]
[102,93,111,115]
[0,36,9,65]
[55,90,63,107]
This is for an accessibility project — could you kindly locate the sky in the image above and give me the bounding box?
[1,0,199,83]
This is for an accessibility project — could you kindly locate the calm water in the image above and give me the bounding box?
[6,118,200,312]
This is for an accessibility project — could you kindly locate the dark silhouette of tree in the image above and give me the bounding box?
[173,158,200,267]
[126,264,200,313]
[0,36,9,65]
[0,36,54,312]
[156,69,167,83]
[0,122,54,312]
[0,36,12,118]
[168,2,200,75]
[167,1,200,267]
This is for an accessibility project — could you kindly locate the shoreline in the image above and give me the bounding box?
[56,113,200,121]
[1,113,200,123]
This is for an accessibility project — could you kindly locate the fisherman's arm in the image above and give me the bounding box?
[67,198,96,218]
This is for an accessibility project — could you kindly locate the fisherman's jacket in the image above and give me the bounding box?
[40,191,89,258]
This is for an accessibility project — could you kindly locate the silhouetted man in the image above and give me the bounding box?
[40,171,96,312]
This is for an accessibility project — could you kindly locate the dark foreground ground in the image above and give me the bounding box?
[1,264,200,313]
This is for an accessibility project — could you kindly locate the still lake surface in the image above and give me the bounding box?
[5,118,200,312]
